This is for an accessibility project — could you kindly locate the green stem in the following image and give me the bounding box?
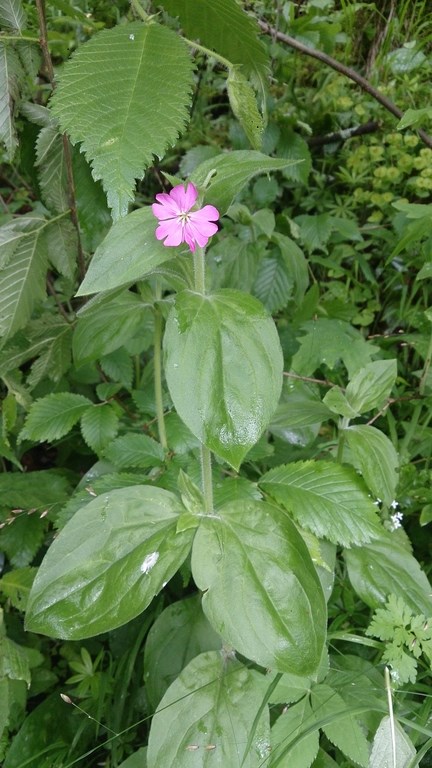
[193,246,214,514]
[130,0,149,21]
[193,245,206,294]
[153,304,167,450]
[182,36,233,70]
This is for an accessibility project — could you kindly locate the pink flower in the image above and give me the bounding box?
[152,183,219,253]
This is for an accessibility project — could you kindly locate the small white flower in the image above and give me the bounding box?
[129,33,135,40]
[390,511,403,530]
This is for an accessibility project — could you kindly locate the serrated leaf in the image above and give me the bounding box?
[190,151,302,215]
[272,232,309,305]
[72,146,111,251]
[0,225,48,339]
[191,500,326,675]
[260,461,383,548]
[100,348,133,389]
[144,595,222,708]
[278,127,312,185]
[271,697,319,768]
[311,684,370,767]
[227,67,264,150]
[45,218,77,280]
[51,22,194,219]
[344,425,399,508]
[0,514,45,568]
[369,716,415,768]
[148,651,270,768]
[295,214,333,253]
[103,433,165,469]
[291,318,378,378]
[164,289,283,469]
[35,126,69,213]
[25,485,194,639]
[0,567,37,612]
[0,42,24,158]
[20,392,93,442]
[253,255,293,313]
[345,531,432,616]
[345,360,397,415]
[80,404,119,454]
[76,207,175,295]
[0,0,27,32]
[161,0,268,80]
[73,290,148,362]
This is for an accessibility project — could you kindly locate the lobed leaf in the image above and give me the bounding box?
[260,461,383,547]
[50,22,194,219]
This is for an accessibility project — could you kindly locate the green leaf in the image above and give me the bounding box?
[73,290,148,363]
[164,289,283,469]
[143,595,222,708]
[345,360,397,415]
[191,500,326,675]
[72,146,111,251]
[294,214,333,253]
[0,514,45,568]
[311,684,370,767]
[272,232,309,306]
[278,128,312,185]
[344,425,399,507]
[51,22,194,219]
[80,404,119,454]
[260,461,383,548]
[0,567,37,612]
[76,207,175,295]
[160,0,268,80]
[103,433,165,469]
[118,749,148,768]
[369,716,416,768]
[0,42,24,159]
[397,106,432,130]
[253,254,293,313]
[0,223,48,340]
[35,126,69,213]
[227,67,264,150]
[323,386,360,418]
[190,151,302,215]
[271,697,319,768]
[100,348,134,389]
[291,319,378,378]
[345,532,432,615]
[45,218,77,280]
[20,392,93,442]
[147,651,270,768]
[0,468,73,512]
[0,0,27,33]
[25,486,194,639]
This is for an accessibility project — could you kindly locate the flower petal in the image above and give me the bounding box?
[155,220,183,247]
[188,211,219,238]
[152,202,179,221]
[191,204,220,222]
[170,183,198,211]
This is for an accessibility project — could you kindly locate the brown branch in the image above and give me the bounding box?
[46,276,73,323]
[257,20,432,150]
[307,120,380,148]
[283,371,336,388]
[35,0,86,282]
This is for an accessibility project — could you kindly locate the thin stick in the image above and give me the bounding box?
[258,20,432,150]
[35,0,86,281]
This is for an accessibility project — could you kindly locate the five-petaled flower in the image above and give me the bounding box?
[152,183,219,253]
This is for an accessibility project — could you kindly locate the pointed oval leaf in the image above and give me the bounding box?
[80,404,119,454]
[369,716,416,768]
[344,424,399,507]
[260,461,383,548]
[50,22,193,219]
[20,392,92,442]
[227,68,264,150]
[344,532,432,616]
[76,208,177,295]
[73,290,148,362]
[163,289,283,469]
[191,500,326,675]
[147,650,270,768]
[271,697,319,768]
[25,486,194,639]
[345,360,397,415]
[190,151,302,215]
[310,684,370,767]
[144,595,222,708]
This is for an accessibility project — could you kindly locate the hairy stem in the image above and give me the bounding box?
[193,246,214,514]
[258,20,432,150]
[35,0,86,282]
[153,302,168,450]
